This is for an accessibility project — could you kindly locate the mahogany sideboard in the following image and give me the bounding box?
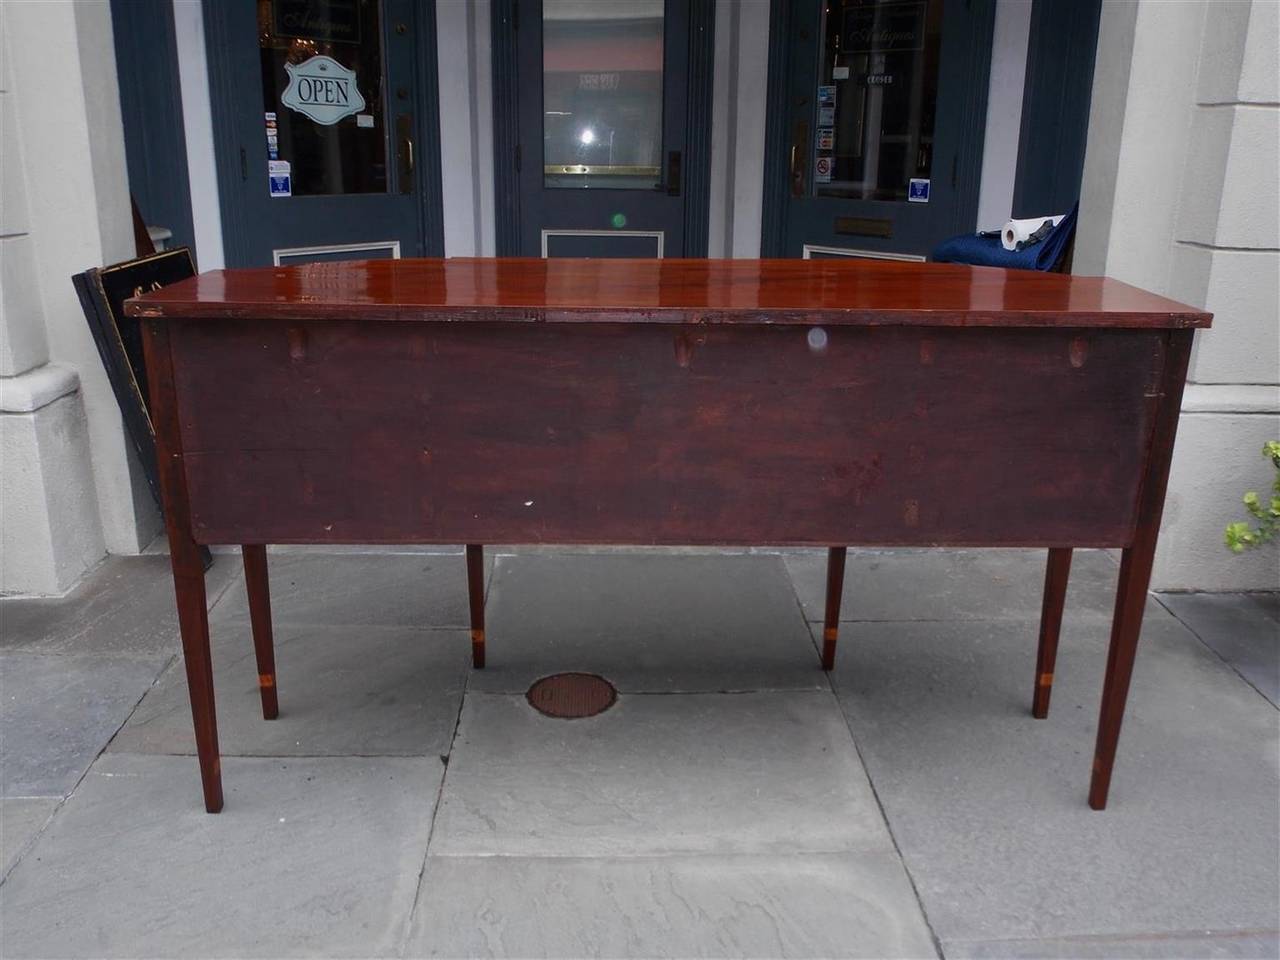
[126,257,1211,814]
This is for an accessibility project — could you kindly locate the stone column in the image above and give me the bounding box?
[1077,0,1279,590]
[2,1,161,594]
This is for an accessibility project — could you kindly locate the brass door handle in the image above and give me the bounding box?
[790,121,809,197]
[396,114,415,193]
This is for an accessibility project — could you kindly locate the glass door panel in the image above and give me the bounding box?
[776,0,993,259]
[542,0,664,190]
[814,0,942,202]
[258,0,390,196]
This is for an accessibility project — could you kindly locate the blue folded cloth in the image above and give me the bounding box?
[932,203,1078,271]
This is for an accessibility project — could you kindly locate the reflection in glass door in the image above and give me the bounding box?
[542,2,665,191]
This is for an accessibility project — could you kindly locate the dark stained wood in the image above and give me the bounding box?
[140,320,223,813]
[169,322,1165,548]
[822,547,847,671]
[466,545,486,669]
[126,258,1211,329]
[1089,329,1195,810]
[1033,548,1073,718]
[241,545,279,720]
[131,259,1210,811]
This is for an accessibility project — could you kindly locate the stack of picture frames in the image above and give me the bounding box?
[72,247,212,568]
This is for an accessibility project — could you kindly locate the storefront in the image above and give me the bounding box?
[112,0,1100,267]
[2,0,1276,595]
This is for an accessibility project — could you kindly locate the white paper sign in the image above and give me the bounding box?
[281,55,366,125]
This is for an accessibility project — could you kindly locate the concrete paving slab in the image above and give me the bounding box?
[1158,592,1279,705]
[828,616,1280,943]
[109,624,468,757]
[209,552,482,629]
[1,653,166,798]
[785,548,1122,623]
[943,930,1280,959]
[0,555,237,656]
[0,753,439,959]
[405,853,938,959]
[431,690,892,857]
[472,554,824,693]
[1,797,58,877]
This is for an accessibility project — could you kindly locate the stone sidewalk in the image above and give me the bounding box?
[1,548,1276,958]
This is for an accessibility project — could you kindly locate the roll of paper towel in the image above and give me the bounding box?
[1001,215,1064,252]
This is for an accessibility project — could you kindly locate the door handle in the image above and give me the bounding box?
[666,150,682,197]
[396,114,414,194]
[790,120,808,197]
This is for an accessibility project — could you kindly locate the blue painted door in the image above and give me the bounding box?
[206,0,440,267]
[513,0,692,258]
[775,0,994,260]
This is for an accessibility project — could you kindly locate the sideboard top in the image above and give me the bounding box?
[126,257,1211,329]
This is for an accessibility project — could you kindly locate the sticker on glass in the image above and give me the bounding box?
[815,155,833,183]
[817,85,836,107]
[269,160,292,197]
[908,178,930,202]
[818,106,835,126]
[355,114,375,128]
[817,128,834,151]
[280,55,366,125]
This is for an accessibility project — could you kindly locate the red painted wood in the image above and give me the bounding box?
[126,258,1211,329]
[168,321,1166,548]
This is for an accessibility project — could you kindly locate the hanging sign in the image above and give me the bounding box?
[281,56,366,125]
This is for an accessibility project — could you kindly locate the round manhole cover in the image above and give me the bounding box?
[526,672,617,719]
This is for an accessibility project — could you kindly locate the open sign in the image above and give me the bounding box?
[281,55,366,125]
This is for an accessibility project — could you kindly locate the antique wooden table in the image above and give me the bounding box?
[127,258,1211,814]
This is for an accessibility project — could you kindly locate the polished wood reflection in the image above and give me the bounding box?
[127,257,1210,328]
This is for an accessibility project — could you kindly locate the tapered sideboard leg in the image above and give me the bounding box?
[144,319,223,813]
[171,536,223,813]
[466,544,486,668]
[241,545,278,720]
[1033,548,1073,718]
[822,547,848,671]
[1088,328,1193,810]
[1089,543,1159,809]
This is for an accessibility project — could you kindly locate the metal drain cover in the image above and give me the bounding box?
[526,672,617,719]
